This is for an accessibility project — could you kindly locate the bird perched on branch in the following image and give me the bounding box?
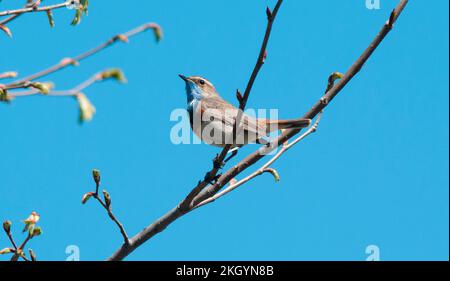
[179,75,311,148]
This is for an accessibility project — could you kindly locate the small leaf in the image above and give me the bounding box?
[22,211,40,233]
[0,71,18,79]
[80,0,89,15]
[76,93,96,123]
[25,223,34,235]
[330,72,344,81]
[325,71,344,93]
[46,10,55,28]
[23,212,40,225]
[29,82,53,95]
[152,25,163,42]
[71,9,82,25]
[71,0,89,26]
[0,88,13,103]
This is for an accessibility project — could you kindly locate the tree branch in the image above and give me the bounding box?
[0,0,35,26]
[82,170,130,245]
[0,1,71,17]
[195,112,323,209]
[191,0,409,206]
[8,68,126,97]
[92,193,130,245]
[107,0,408,261]
[2,22,161,90]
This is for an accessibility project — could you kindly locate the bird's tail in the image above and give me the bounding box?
[266,118,311,131]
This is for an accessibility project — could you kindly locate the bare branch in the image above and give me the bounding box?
[92,193,130,245]
[9,68,126,97]
[107,0,408,261]
[0,1,71,17]
[191,0,409,206]
[3,22,161,90]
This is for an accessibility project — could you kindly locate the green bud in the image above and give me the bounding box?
[92,169,101,186]
[46,10,55,28]
[100,69,127,83]
[76,93,96,123]
[264,168,280,183]
[31,226,42,238]
[102,190,111,208]
[29,82,53,95]
[153,26,163,42]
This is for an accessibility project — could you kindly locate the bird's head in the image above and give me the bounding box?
[179,75,218,102]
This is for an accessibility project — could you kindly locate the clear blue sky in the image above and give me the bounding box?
[0,0,448,261]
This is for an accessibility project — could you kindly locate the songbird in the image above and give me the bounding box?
[179,75,311,148]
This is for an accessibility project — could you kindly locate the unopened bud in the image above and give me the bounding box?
[2,220,11,234]
[92,169,101,186]
[82,192,95,204]
[102,190,111,208]
[31,226,42,238]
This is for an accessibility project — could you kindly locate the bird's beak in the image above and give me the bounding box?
[178,74,188,82]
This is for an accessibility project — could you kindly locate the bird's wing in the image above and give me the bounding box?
[200,97,266,133]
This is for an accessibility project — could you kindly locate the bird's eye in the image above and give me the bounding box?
[199,79,205,85]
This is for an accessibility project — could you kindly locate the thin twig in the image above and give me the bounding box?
[5,22,161,89]
[10,233,32,261]
[0,0,39,26]
[93,194,130,245]
[6,232,18,250]
[9,71,103,97]
[191,0,409,206]
[0,1,72,17]
[107,0,408,261]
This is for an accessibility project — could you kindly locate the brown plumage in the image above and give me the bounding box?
[180,75,311,147]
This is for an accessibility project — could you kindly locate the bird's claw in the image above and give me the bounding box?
[204,172,221,185]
